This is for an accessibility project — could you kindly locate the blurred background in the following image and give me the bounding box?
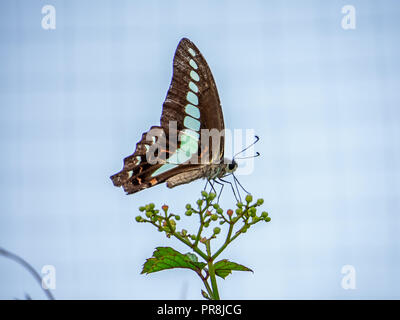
[0,0,399,299]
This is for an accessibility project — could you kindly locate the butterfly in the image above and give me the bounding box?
[110,38,240,195]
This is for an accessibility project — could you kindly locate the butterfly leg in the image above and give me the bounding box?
[210,179,218,194]
[212,179,225,203]
[204,179,216,195]
[232,173,251,199]
[203,179,209,191]
[218,177,240,203]
[232,176,241,203]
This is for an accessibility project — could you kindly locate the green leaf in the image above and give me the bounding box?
[213,259,253,279]
[141,247,206,275]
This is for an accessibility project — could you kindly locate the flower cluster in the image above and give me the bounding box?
[135,191,271,245]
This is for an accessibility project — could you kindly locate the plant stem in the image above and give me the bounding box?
[212,221,235,260]
[197,271,213,299]
[174,231,208,261]
[193,205,206,248]
[159,220,209,261]
[206,240,220,300]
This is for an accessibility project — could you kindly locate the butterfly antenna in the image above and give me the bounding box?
[233,135,260,159]
[234,152,260,160]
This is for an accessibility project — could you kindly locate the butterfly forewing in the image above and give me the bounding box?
[161,38,225,162]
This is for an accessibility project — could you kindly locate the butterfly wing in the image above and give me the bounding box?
[161,38,225,162]
[110,125,203,194]
[111,38,225,194]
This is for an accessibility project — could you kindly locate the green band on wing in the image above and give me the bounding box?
[151,148,194,177]
[189,81,199,93]
[182,128,200,140]
[180,132,199,154]
[189,59,198,69]
[185,104,200,119]
[151,132,199,178]
[188,48,196,57]
[186,91,198,105]
[184,116,201,131]
[190,70,200,82]
[151,163,178,177]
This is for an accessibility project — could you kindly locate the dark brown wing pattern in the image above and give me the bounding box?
[161,38,225,153]
[110,38,225,194]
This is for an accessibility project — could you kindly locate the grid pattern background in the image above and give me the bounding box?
[0,0,399,299]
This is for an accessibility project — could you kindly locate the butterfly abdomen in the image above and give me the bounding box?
[166,166,207,188]
[166,168,205,188]
[166,162,227,189]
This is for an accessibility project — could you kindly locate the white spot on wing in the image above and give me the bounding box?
[188,48,196,57]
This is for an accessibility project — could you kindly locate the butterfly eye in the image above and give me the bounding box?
[228,163,236,171]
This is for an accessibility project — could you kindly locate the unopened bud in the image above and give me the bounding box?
[245,194,253,203]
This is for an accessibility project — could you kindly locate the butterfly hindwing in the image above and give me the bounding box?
[110,125,177,194]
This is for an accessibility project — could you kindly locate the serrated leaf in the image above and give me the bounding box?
[214,259,253,279]
[141,247,206,275]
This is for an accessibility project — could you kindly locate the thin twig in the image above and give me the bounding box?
[0,247,55,300]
